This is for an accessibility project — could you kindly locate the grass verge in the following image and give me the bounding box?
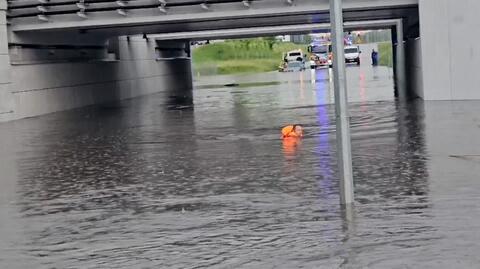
[378,42,393,68]
[192,39,307,75]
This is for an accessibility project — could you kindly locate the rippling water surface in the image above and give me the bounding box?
[1,66,480,268]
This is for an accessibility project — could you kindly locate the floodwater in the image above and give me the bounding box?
[2,63,480,269]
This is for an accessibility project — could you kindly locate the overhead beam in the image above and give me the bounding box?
[9,0,417,32]
[149,20,402,41]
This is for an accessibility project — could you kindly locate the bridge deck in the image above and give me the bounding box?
[8,0,418,37]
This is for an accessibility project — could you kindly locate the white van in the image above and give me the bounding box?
[344,45,361,65]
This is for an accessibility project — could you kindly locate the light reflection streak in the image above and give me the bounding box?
[314,70,335,200]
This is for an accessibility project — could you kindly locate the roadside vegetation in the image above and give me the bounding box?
[378,42,393,67]
[192,37,394,75]
[192,38,307,75]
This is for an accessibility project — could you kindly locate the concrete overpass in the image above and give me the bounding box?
[0,0,478,122]
[7,0,418,37]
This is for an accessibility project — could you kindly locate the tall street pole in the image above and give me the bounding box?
[329,0,354,205]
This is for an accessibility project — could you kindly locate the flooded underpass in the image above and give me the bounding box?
[1,63,480,268]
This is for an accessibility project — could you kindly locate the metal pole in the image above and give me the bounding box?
[329,0,354,205]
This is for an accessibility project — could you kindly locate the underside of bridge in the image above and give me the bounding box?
[7,0,419,42]
[4,0,474,122]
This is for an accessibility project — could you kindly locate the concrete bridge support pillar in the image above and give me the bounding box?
[392,20,407,101]
[405,38,423,99]
[0,0,14,121]
[155,40,193,106]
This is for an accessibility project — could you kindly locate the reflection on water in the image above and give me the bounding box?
[282,138,301,159]
[1,67,480,268]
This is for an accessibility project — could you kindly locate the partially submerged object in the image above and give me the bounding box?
[281,125,304,138]
[279,61,305,72]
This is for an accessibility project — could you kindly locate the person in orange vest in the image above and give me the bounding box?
[281,125,303,159]
[281,124,304,139]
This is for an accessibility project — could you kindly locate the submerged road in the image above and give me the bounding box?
[1,57,480,268]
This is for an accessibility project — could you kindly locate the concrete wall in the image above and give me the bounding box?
[0,35,193,122]
[0,0,14,122]
[419,0,480,100]
[405,38,423,98]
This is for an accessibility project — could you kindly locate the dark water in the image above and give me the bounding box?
[1,68,480,268]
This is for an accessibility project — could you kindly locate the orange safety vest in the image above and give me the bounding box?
[281,125,303,138]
